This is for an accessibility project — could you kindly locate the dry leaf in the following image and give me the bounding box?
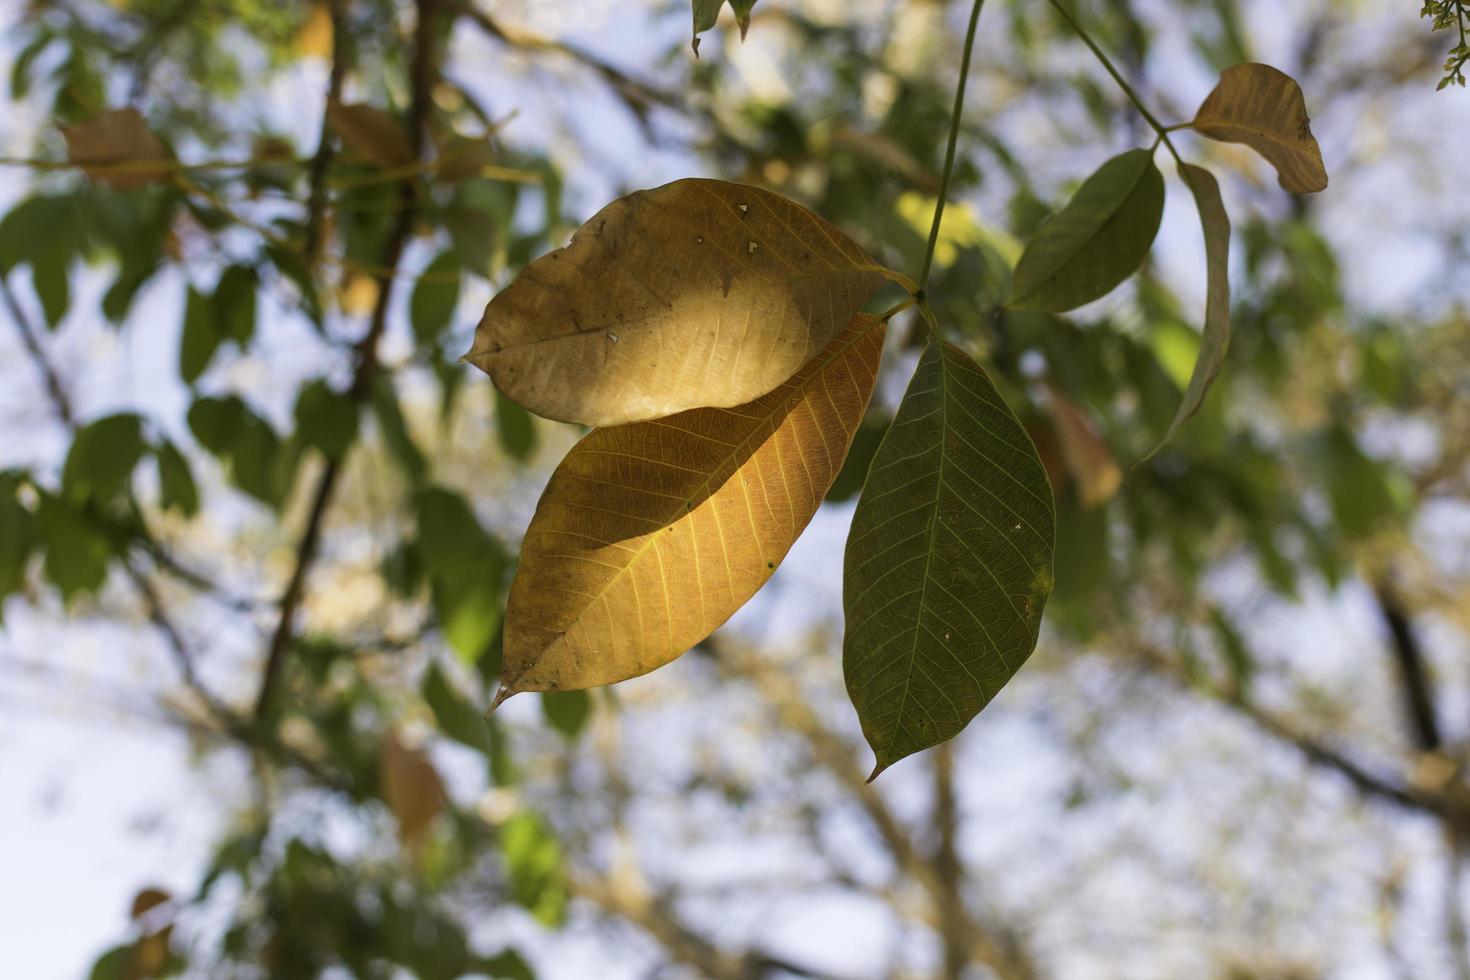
[380,731,446,849]
[495,314,886,701]
[129,887,171,920]
[61,109,172,189]
[326,101,415,169]
[1048,386,1120,508]
[465,178,891,427]
[1191,63,1328,194]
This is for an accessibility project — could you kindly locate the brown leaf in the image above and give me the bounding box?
[495,314,886,701]
[436,136,499,182]
[380,731,446,849]
[1048,386,1120,508]
[61,109,172,189]
[465,178,893,427]
[326,101,415,169]
[1191,63,1328,194]
[129,887,172,920]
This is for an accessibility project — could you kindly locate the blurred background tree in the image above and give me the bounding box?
[2,0,1469,977]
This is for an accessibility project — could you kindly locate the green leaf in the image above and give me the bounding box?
[480,950,535,980]
[410,250,462,346]
[155,440,199,517]
[1149,164,1232,456]
[179,286,221,384]
[541,690,591,740]
[844,340,1055,776]
[415,487,506,664]
[692,0,758,53]
[0,195,78,274]
[1009,149,1164,312]
[295,380,359,462]
[214,264,258,345]
[1315,427,1398,539]
[62,413,145,502]
[826,415,888,503]
[422,663,492,756]
[494,391,536,461]
[31,249,70,328]
[39,493,111,599]
[0,476,38,609]
[500,810,568,927]
[371,376,427,480]
[187,395,244,456]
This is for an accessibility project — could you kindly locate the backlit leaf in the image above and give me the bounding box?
[1191,63,1328,194]
[496,314,885,701]
[500,810,567,927]
[326,101,415,169]
[1009,149,1164,312]
[844,340,1054,776]
[1149,164,1232,455]
[61,108,172,189]
[466,178,891,427]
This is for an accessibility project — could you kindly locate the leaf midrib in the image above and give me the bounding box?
[1013,155,1153,306]
[505,317,880,692]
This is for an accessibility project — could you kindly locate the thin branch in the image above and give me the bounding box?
[1,276,74,426]
[253,0,442,725]
[918,0,987,295]
[1131,641,1470,833]
[1376,581,1444,752]
[303,0,349,266]
[932,743,971,980]
[1,273,232,720]
[1043,0,1185,168]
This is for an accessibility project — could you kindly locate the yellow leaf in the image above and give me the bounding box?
[465,178,895,427]
[1191,63,1328,194]
[496,314,886,701]
[326,101,415,169]
[380,731,446,849]
[296,2,333,59]
[61,108,172,189]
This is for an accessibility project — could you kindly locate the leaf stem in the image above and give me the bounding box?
[917,0,987,296]
[1044,0,1185,168]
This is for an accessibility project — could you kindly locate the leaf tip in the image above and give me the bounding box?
[866,759,891,783]
[487,686,518,715]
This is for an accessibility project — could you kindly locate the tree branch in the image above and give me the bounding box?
[252,0,442,725]
[303,0,349,266]
[1376,580,1444,752]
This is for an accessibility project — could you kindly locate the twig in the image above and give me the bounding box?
[303,0,349,266]
[252,0,442,725]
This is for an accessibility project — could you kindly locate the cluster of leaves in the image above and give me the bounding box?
[464,58,1327,773]
[1423,0,1470,88]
